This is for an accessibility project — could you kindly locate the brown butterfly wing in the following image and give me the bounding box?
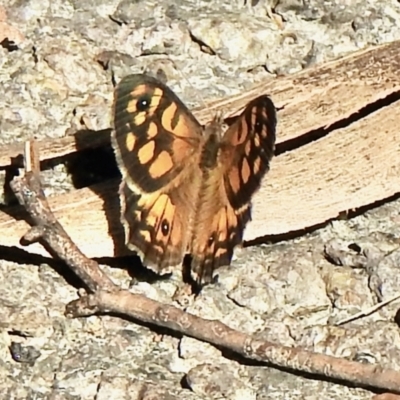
[221,95,277,210]
[190,95,277,284]
[190,198,252,284]
[120,179,199,271]
[112,74,203,193]
[112,74,204,271]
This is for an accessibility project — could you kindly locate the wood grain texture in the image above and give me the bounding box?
[1,40,400,167]
[248,101,400,240]
[1,41,400,258]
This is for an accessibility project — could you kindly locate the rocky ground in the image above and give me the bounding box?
[1,0,400,399]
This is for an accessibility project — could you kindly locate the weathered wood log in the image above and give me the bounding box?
[1,40,400,258]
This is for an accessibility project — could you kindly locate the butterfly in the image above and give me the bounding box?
[111,74,277,285]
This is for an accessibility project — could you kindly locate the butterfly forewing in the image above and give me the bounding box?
[221,95,276,210]
[112,74,203,194]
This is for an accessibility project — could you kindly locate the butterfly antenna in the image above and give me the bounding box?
[166,57,208,109]
[148,56,221,120]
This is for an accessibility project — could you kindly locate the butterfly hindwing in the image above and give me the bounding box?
[190,202,251,284]
[120,182,191,271]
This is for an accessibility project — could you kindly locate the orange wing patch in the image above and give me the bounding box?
[148,150,174,179]
[137,140,155,164]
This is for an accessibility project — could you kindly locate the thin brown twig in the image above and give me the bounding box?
[10,141,400,394]
[67,289,400,392]
[335,294,400,326]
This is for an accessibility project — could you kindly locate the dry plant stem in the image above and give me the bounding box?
[335,294,400,325]
[10,146,400,394]
[68,289,400,393]
[10,172,116,293]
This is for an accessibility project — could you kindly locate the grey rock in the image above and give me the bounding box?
[2,0,400,398]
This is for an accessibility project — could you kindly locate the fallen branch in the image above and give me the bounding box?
[10,141,115,294]
[9,140,400,394]
[67,289,400,393]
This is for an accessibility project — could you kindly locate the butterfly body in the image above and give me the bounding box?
[112,74,277,284]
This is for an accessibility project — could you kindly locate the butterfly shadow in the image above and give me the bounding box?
[68,131,127,258]
[69,129,171,282]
